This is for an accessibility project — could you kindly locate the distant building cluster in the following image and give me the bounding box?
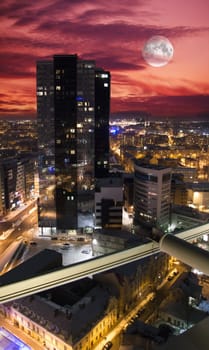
[0,120,38,216]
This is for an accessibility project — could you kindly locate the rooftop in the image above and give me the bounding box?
[10,279,111,344]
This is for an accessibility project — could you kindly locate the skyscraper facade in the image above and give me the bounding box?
[37,60,56,232]
[37,55,110,233]
[133,161,171,230]
[95,68,110,178]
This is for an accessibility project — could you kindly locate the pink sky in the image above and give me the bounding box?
[0,0,209,118]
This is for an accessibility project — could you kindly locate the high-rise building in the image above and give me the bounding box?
[133,161,171,230]
[37,60,56,232]
[37,55,110,234]
[0,156,36,216]
[95,68,110,178]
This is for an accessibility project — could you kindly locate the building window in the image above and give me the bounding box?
[101,74,108,78]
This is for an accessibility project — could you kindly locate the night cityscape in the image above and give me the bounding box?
[0,1,209,350]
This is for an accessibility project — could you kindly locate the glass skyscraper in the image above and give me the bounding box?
[37,54,110,234]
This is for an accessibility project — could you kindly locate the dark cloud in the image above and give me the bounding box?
[111,94,209,116]
[0,52,37,78]
[0,0,209,117]
[0,1,32,17]
[35,20,209,44]
[83,50,146,71]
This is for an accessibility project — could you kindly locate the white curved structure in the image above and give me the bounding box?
[0,241,159,303]
[1,223,209,303]
[160,233,209,276]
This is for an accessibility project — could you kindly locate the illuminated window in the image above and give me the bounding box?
[84,64,93,69]
[56,86,61,91]
[104,83,108,87]
[101,74,108,78]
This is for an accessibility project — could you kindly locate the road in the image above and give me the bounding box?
[0,200,94,277]
[93,292,156,350]
[93,265,186,350]
[0,237,27,275]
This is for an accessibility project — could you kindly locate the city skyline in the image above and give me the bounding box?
[0,0,209,119]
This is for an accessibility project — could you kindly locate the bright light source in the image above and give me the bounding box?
[203,234,208,242]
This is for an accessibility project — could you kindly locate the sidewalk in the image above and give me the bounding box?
[93,292,155,350]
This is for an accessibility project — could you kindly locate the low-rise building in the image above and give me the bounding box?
[0,278,118,350]
[92,229,142,256]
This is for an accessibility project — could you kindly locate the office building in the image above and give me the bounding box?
[95,68,110,178]
[171,174,188,206]
[37,60,56,232]
[94,177,123,229]
[0,156,36,216]
[133,161,171,230]
[37,55,110,234]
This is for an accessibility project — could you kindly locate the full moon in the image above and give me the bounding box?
[142,36,174,67]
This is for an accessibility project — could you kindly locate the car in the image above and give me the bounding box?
[61,243,72,249]
[81,249,90,254]
[102,341,112,350]
[167,275,173,281]
[29,241,37,245]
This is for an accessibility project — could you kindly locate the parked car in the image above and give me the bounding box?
[29,241,37,245]
[102,341,112,350]
[167,275,173,281]
[81,249,90,254]
[61,243,72,249]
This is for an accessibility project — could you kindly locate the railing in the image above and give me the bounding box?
[0,223,209,303]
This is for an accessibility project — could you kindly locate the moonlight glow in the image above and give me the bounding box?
[142,36,174,67]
